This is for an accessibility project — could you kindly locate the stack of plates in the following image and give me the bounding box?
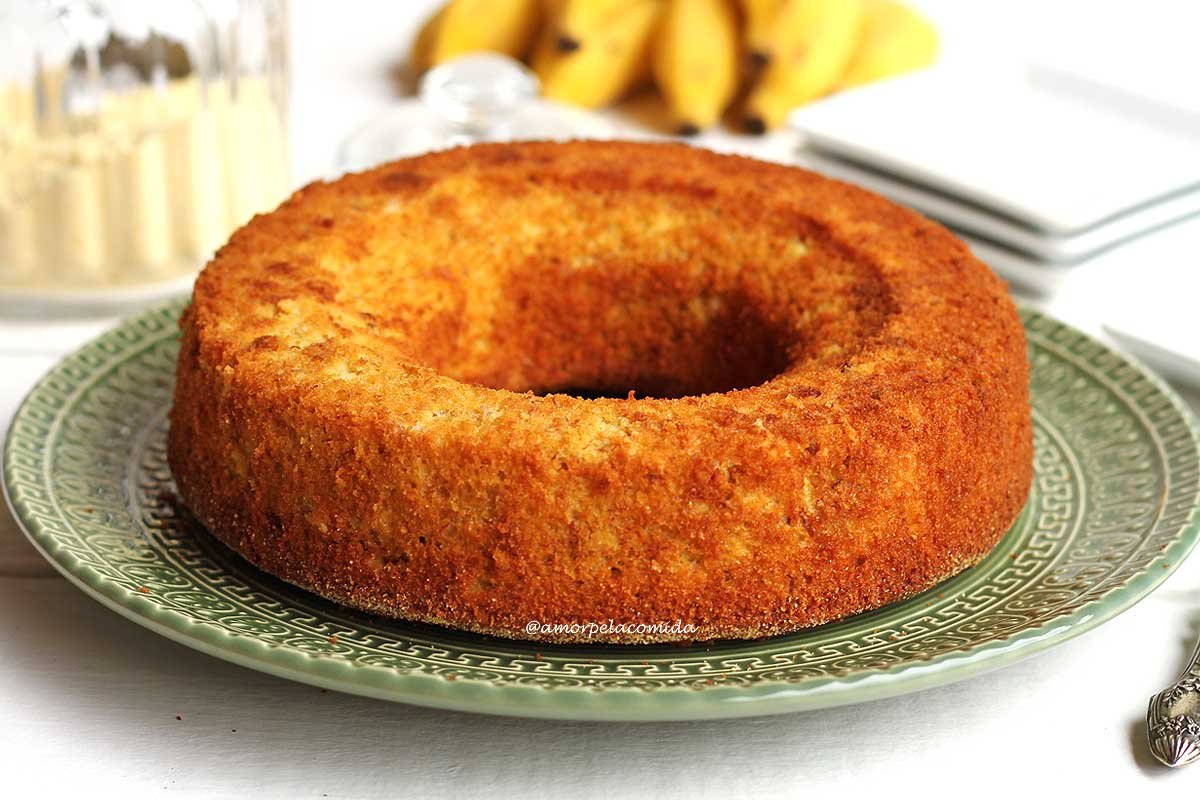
[789,65,1200,295]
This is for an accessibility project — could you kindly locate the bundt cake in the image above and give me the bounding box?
[168,140,1033,643]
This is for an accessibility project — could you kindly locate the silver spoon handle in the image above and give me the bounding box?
[1148,635,1200,767]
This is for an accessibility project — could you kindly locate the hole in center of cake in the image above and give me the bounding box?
[422,280,796,400]
[468,285,795,400]
[353,187,896,399]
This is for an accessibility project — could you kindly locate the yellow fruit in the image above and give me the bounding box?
[738,0,786,66]
[535,0,663,107]
[530,26,560,76]
[744,0,866,131]
[840,0,938,88]
[430,0,543,65]
[410,4,448,75]
[530,8,566,75]
[653,0,740,133]
[555,0,643,51]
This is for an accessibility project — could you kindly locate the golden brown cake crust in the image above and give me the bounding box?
[167,140,1033,643]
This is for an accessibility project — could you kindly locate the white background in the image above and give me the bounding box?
[3,2,1200,797]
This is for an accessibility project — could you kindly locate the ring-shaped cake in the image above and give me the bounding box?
[169,141,1033,642]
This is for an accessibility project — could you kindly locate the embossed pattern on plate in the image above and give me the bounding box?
[4,300,1200,720]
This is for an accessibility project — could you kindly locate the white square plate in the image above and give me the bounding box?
[789,65,1200,235]
[797,147,1200,263]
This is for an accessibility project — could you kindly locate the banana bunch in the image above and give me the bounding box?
[412,0,543,71]
[533,0,663,109]
[410,0,938,134]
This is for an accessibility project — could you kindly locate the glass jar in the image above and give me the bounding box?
[0,0,289,310]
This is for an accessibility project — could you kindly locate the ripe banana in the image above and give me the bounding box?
[738,0,786,67]
[554,0,644,51]
[530,22,563,75]
[653,0,740,133]
[429,0,543,65]
[531,0,574,75]
[534,0,663,108]
[744,0,866,132]
[840,0,937,88]
[410,5,448,75]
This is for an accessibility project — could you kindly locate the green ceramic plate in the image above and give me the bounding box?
[5,300,1200,721]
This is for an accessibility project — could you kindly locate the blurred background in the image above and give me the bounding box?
[1,5,1199,792]
[0,0,1198,385]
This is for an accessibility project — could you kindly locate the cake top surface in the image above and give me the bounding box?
[187,140,1018,445]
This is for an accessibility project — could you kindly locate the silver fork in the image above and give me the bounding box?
[1148,635,1200,767]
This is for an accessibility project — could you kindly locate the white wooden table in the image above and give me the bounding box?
[3,3,1200,797]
